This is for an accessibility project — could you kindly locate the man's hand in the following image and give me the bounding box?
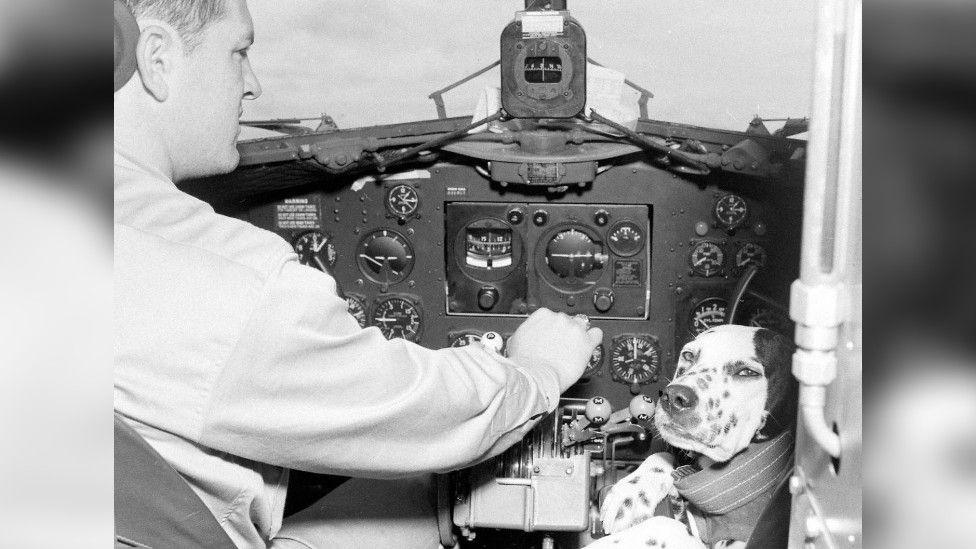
[506,308,603,393]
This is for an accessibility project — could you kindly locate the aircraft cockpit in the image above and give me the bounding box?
[115,1,861,548]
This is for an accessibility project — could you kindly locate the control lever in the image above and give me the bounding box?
[563,394,656,448]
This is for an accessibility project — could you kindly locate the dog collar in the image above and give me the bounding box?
[672,431,794,514]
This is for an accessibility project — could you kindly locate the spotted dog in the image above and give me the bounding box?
[591,325,797,548]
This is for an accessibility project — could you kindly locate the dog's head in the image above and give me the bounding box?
[654,325,797,462]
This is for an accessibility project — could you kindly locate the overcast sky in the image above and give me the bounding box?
[241,0,816,136]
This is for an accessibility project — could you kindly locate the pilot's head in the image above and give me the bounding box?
[115,0,262,180]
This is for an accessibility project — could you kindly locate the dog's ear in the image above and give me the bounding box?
[753,328,798,440]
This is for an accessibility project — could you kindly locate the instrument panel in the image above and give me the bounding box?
[240,159,801,409]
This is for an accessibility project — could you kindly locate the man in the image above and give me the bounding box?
[113,1,602,547]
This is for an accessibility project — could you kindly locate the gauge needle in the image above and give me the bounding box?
[314,257,327,271]
[313,239,327,252]
[631,339,638,362]
[359,254,384,267]
[374,316,394,324]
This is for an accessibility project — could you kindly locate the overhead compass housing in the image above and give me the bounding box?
[500,9,586,118]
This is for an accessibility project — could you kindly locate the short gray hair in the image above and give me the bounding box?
[123,0,227,53]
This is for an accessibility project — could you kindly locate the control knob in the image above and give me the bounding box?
[477,286,499,310]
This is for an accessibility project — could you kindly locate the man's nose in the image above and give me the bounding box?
[662,384,698,415]
[243,59,262,100]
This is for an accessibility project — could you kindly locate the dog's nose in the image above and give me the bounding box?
[662,384,698,414]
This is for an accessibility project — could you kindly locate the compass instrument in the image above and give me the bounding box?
[356,229,415,284]
[609,335,661,385]
[545,228,606,279]
[345,294,368,328]
[370,296,423,341]
[293,231,337,272]
[386,184,420,218]
[714,193,749,230]
[465,225,514,270]
[689,297,728,336]
[607,220,644,257]
[735,242,767,269]
[689,241,724,277]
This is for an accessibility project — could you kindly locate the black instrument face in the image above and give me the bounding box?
[689,297,728,336]
[609,335,660,385]
[585,343,605,376]
[345,294,368,328]
[356,229,415,284]
[294,231,337,272]
[386,184,420,218]
[545,228,602,279]
[735,242,767,269]
[370,296,422,341]
[607,220,644,257]
[714,193,749,230]
[689,241,724,277]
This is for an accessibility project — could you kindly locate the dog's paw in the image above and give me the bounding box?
[600,452,676,534]
[583,516,706,549]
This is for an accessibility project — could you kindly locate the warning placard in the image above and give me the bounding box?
[275,198,320,230]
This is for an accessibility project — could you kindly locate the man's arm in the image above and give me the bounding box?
[197,258,579,477]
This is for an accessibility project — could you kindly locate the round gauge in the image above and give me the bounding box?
[356,229,415,284]
[735,242,767,269]
[545,228,604,279]
[609,335,661,385]
[689,297,728,336]
[386,184,420,217]
[714,194,749,230]
[689,241,725,277]
[293,231,337,272]
[450,332,482,347]
[607,220,645,257]
[747,307,791,335]
[584,343,605,376]
[345,294,368,328]
[370,296,423,341]
[465,223,514,270]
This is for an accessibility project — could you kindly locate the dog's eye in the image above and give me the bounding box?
[735,367,761,377]
[680,350,695,363]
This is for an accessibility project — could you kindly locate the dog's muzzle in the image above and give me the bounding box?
[661,384,698,416]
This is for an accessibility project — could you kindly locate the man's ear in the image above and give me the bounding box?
[134,22,183,102]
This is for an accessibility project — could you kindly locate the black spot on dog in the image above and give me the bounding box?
[730,414,738,427]
[724,423,731,434]
[646,539,657,546]
[623,497,633,508]
[651,467,664,473]
[717,409,723,417]
[628,475,641,484]
[706,374,712,381]
[616,509,625,520]
[711,423,721,435]
[639,491,651,506]
[697,378,709,390]
[723,390,731,398]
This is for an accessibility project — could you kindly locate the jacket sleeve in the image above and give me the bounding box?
[198,257,561,477]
